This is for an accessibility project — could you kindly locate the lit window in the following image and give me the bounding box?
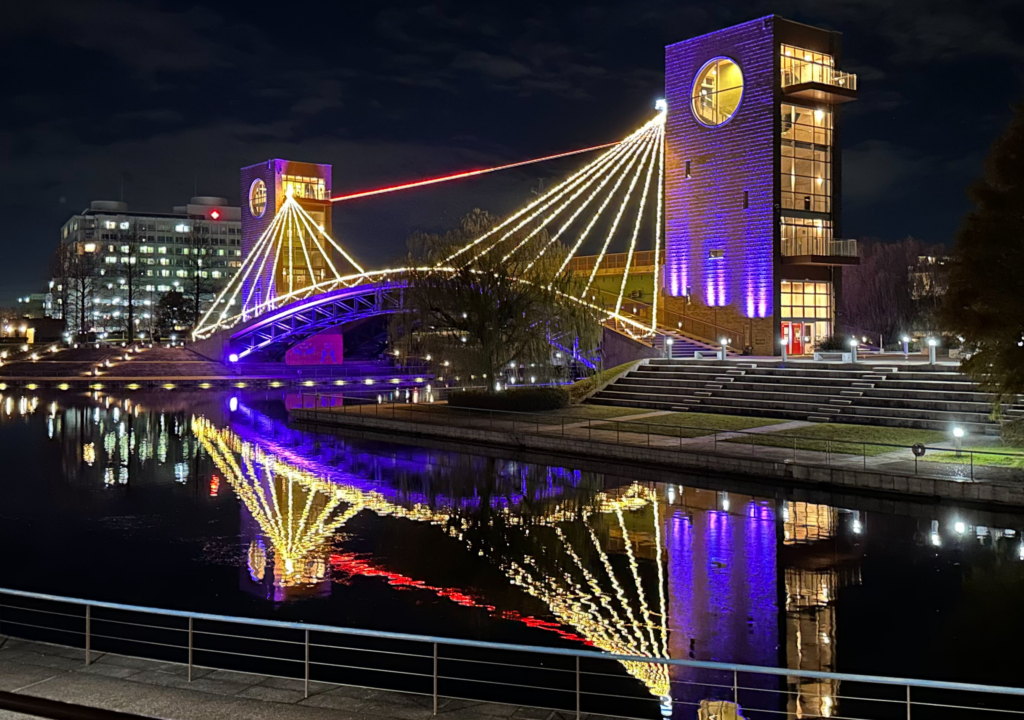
[211,271,221,278]
[158,247,167,254]
[105,256,117,264]
[83,243,96,253]
[175,223,190,233]
[691,57,743,127]
[119,222,129,230]
[105,221,117,230]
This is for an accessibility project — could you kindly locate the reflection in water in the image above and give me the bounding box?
[10,391,1024,717]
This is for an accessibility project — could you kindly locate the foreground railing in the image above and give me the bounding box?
[2,587,1024,719]
[296,394,1024,484]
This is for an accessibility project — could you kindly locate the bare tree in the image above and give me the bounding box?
[116,221,147,342]
[180,222,214,330]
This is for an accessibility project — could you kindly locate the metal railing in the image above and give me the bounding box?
[296,395,1024,485]
[781,60,858,92]
[781,237,858,258]
[591,287,743,350]
[568,250,664,276]
[3,586,1024,719]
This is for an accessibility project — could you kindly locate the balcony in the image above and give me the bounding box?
[781,237,859,266]
[781,61,857,104]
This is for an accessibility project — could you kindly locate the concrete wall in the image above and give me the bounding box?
[600,326,664,368]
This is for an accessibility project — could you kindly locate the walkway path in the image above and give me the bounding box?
[0,637,588,720]
[300,403,1023,489]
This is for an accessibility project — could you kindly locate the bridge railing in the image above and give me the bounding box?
[3,586,1024,719]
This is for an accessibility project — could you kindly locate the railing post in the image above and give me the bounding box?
[85,605,91,665]
[304,629,310,698]
[433,642,439,715]
[188,617,193,681]
[576,655,581,720]
[906,684,911,719]
[733,670,738,705]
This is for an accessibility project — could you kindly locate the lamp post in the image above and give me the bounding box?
[902,335,910,360]
[665,337,673,359]
[719,337,728,361]
[953,426,964,458]
[927,337,937,365]
[849,337,858,364]
[780,336,788,364]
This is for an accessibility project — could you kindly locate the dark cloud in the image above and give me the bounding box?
[1,0,1023,301]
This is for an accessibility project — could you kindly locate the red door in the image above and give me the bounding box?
[791,322,804,354]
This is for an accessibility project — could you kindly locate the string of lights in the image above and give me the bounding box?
[615,122,663,317]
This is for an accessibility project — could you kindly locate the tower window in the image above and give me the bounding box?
[685,160,692,178]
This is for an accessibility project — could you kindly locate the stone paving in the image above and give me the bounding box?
[0,637,593,720]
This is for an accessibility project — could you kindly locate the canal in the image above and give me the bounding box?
[1,389,1023,713]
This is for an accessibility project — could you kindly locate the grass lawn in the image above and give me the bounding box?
[922,445,1024,468]
[592,412,786,439]
[337,401,650,423]
[724,423,948,456]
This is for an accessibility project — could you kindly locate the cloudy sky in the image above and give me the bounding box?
[2,0,1022,302]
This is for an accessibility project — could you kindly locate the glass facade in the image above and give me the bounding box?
[281,174,327,200]
[781,217,832,256]
[781,103,832,213]
[781,280,833,352]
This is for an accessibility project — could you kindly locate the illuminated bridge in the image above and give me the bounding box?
[191,112,676,362]
[193,15,863,362]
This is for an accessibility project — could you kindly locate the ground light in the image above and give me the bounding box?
[780,336,788,363]
[665,337,673,358]
[719,338,728,361]
[954,426,965,457]
[902,335,910,358]
[849,337,859,363]
[927,337,938,365]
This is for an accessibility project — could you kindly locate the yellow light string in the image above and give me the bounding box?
[614,121,663,318]
[583,121,662,296]
[555,128,655,279]
[523,127,654,274]
[470,132,645,263]
[651,119,665,335]
[193,206,287,337]
[446,117,659,264]
[497,127,655,263]
[239,203,291,316]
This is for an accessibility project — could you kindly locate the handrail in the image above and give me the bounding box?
[3,585,1024,696]
[300,394,1024,483]
[591,287,741,349]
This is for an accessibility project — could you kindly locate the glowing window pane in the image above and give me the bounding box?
[691,58,743,127]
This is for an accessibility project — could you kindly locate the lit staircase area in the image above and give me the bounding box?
[591,359,1024,434]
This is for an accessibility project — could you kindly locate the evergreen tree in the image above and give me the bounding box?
[941,103,1024,402]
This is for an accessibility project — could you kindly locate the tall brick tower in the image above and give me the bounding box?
[663,16,858,355]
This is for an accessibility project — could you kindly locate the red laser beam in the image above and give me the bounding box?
[329,141,617,203]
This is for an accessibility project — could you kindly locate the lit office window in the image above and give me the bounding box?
[781,104,832,213]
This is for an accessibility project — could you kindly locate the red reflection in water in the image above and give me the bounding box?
[210,474,220,496]
[330,552,591,646]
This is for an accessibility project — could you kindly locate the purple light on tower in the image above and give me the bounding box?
[664,18,776,318]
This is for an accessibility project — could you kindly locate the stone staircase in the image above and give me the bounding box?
[651,332,721,359]
[591,359,1024,434]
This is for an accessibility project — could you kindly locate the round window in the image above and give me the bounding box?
[249,178,267,218]
[691,57,744,127]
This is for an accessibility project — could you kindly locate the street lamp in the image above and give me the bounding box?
[848,337,859,363]
[927,337,938,365]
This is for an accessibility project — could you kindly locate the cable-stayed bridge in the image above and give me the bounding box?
[189,111,699,362]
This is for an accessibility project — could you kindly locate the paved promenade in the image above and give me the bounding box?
[0,637,573,720]
[292,402,1024,508]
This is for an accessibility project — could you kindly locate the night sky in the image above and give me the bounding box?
[2,0,1023,303]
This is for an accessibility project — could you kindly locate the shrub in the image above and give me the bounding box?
[816,335,848,351]
[448,386,570,412]
[568,361,637,404]
[1001,418,1024,447]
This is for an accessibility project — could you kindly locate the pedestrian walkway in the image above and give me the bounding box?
[0,637,587,720]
